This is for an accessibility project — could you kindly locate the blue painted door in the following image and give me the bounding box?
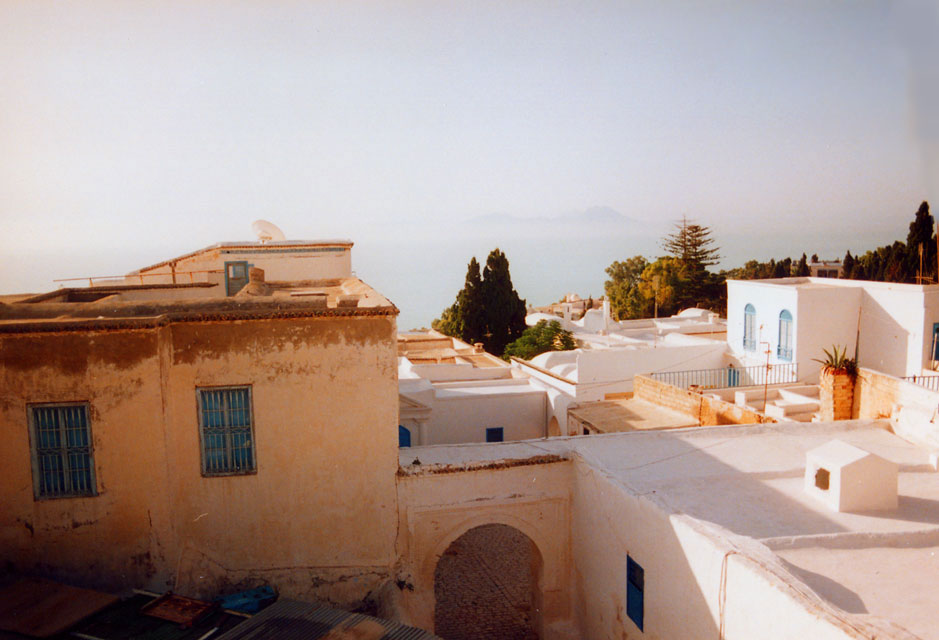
[398,425,411,447]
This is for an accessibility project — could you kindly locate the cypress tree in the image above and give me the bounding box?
[457,257,485,344]
[841,251,855,279]
[795,253,810,276]
[481,248,527,356]
[906,201,934,283]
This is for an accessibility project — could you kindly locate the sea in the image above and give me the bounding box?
[2,222,904,332]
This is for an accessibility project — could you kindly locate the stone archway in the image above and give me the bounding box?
[433,523,542,640]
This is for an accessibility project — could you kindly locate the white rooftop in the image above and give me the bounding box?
[400,420,939,638]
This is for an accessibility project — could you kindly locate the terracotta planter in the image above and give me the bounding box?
[819,369,855,421]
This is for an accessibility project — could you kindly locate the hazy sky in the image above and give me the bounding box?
[1,1,937,303]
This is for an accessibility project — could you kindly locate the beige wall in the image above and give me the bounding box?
[633,375,772,426]
[136,246,353,286]
[0,314,399,607]
[396,461,574,638]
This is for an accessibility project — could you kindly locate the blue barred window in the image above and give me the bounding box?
[30,403,96,499]
[197,387,256,476]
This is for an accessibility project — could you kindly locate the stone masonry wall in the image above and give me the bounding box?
[633,375,773,426]
[819,370,855,421]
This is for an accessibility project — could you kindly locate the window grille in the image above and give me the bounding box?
[197,386,255,476]
[30,403,96,499]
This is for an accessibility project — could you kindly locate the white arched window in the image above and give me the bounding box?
[743,304,756,351]
[778,310,793,361]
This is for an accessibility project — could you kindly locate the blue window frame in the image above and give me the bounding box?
[777,309,793,361]
[485,427,504,442]
[398,425,411,448]
[743,304,756,352]
[224,261,250,296]
[197,386,255,476]
[932,323,939,362]
[626,555,644,631]
[29,403,96,499]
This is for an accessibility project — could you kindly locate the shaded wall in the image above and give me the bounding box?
[0,314,399,606]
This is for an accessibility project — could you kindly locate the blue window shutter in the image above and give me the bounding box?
[197,386,255,476]
[486,427,504,442]
[627,555,644,631]
[398,425,411,448]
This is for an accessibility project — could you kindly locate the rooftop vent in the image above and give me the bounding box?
[804,440,898,512]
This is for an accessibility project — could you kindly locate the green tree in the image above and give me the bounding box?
[481,248,527,355]
[434,249,527,356]
[661,217,721,308]
[633,257,689,318]
[457,257,485,344]
[431,303,461,336]
[503,320,576,361]
[794,253,810,276]
[841,251,855,278]
[604,256,649,320]
[906,201,934,283]
[661,217,721,269]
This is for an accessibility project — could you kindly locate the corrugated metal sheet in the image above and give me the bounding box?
[214,599,440,640]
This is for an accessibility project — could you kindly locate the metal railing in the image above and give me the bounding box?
[902,374,939,392]
[651,363,799,390]
[53,269,222,287]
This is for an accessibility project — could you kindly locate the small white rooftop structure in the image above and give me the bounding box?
[804,439,898,512]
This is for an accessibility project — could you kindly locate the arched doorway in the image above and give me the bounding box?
[433,524,542,640]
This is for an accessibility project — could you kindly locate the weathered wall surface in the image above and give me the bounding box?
[0,330,174,590]
[0,314,399,607]
[139,247,353,285]
[395,460,574,639]
[633,375,772,426]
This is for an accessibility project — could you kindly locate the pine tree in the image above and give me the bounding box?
[661,217,721,308]
[661,217,720,269]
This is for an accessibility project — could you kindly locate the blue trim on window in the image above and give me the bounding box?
[743,304,756,352]
[627,555,644,631]
[197,386,256,476]
[30,403,96,499]
[777,309,793,361]
[485,427,504,443]
[398,425,411,448]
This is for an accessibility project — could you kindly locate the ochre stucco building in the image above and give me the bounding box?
[0,239,400,607]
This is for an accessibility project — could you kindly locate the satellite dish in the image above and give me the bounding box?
[251,220,287,243]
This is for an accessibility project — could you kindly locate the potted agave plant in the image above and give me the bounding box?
[814,345,858,421]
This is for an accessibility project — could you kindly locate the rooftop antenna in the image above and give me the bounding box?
[251,220,286,244]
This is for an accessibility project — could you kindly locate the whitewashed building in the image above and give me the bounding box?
[727,277,939,382]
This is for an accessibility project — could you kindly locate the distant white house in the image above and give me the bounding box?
[727,277,939,382]
[513,303,729,435]
[397,331,548,446]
